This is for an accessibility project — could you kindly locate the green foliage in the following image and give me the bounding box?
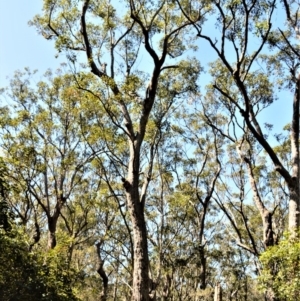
[259,233,300,301]
[0,228,79,301]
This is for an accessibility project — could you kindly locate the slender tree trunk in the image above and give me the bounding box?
[162,275,171,301]
[96,242,108,301]
[214,283,222,301]
[196,206,207,290]
[234,66,300,235]
[113,275,118,301]
[67,242,74,269]
[244,157,275,248]
[29,220,40,251]
[195,160,221,291]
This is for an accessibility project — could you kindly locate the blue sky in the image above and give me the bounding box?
[0,0,63,87]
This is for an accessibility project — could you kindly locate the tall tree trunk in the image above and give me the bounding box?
[239,74,300,234]
[195,156,221,290]
[289,74,300,232]
[126,189,150,301]
[123,143,150,301]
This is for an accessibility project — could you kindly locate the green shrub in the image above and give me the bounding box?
[259,233,300,301]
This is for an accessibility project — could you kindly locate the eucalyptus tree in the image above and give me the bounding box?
[201,97,289,300]
[0,69,104,249]
[128,98,226,300]
[177,0,300,234]
[31,1,202,300]
[203,108,287,253]
[163,103,271,301]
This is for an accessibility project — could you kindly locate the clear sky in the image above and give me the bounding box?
[0,0,64,87]
[0,0,292,136]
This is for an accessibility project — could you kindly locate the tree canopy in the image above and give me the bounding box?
[0,0,299,300]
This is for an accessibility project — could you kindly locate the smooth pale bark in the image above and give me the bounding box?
[228,71,300,235]
[265,289,280,301]
[243,156,275,248]
[214,283,222,301]
[161,275,171,301]
[288,74,300,232]
[288,185,300,231]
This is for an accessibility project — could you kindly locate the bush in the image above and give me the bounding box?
[0,228,79,301]
[259,233,300,301]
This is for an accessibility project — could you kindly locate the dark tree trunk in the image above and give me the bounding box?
[47,217,58,249]
[199,246,206,289]
[96,242,108,301]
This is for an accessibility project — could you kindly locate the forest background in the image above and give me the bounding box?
[0,1,299,301]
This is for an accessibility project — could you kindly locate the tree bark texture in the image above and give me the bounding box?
[124,143,150,301]
[128,204,150,301]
